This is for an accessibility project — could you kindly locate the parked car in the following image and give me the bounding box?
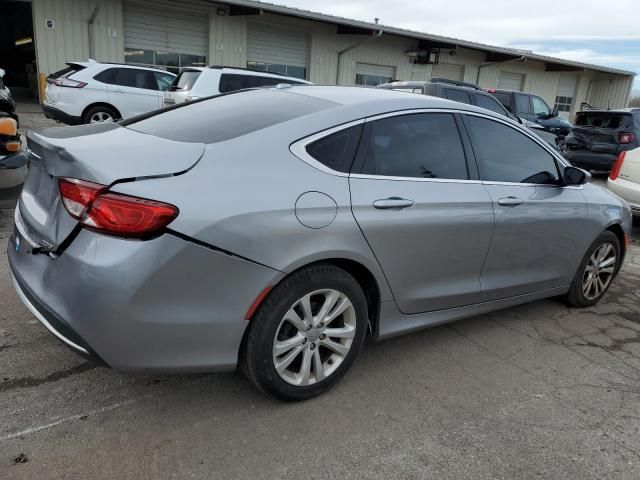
[487,88,573,136]
[43,60,176,125]
[0,68,18,125]
[563,109,640,172]
[377,79,559,149]
[0,114,27,169]
[9,86,632,401]
[607,146,640,215]
[163,66,312,106]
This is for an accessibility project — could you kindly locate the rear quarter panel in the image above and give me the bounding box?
[111,121,394,302]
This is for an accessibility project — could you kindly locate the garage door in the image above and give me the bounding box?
[498,71,524,91]
[247,22,309,79]
[123,0,208,69]
[431,63,464,81]
[555,74,578,119]
[355,63,396,86]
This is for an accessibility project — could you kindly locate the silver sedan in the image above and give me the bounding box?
[8,86,633,400]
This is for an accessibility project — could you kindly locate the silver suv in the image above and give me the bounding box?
[163,66,312,106]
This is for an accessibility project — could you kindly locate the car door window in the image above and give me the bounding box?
[475,94,508,116]
[154,72,174,91]
[532,96,551,116]
[444,88,472,104]
[306,124,364,173]
[361,113,468,179]
[465,115,560,184]
[111,68,156,90]
[516,94,531,114]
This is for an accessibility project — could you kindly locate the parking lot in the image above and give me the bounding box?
[1,107,640,479]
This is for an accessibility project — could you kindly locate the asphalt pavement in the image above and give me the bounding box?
[1,107,640,479]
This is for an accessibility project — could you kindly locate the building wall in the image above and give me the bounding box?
[31,0,633,113]
[33,0,123,75]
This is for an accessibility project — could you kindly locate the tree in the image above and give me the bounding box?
[629,95,640,108]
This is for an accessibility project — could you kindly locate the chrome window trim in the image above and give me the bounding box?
[290,107,574,187]
[289,119,366,178]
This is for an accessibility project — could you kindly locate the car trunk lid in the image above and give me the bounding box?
[18,123,204,251]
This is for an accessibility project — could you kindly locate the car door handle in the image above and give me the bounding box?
[498,196,524,207]
[373,197,415,210]
[111,89,123,93]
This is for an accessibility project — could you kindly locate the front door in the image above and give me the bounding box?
[350,112,495,314]
[463,114,588,299]
[107,67,161,119]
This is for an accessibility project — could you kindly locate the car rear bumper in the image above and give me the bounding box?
[563,150,618,171]
[8,215,281,372]
[42,104,82,126]
[608,177,640,215]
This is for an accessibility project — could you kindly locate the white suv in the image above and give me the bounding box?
[43,60,175,124]
[163,66,312,106]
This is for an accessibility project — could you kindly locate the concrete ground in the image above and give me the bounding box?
[1,107,640,479]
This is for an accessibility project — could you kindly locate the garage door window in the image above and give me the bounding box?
[355,64,395,87]
[125,48,206,73]
[246,62,306,80]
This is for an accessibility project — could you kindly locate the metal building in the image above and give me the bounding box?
[2,0,635,120]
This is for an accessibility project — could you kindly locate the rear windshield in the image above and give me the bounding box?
[170,70,201,91]
[123,89,336,144]
[575,113,631,129]
[48,64,85,79]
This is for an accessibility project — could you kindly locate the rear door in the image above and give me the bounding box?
[462,113,588,299]
[104,68,162,118]
[349,111,494,314]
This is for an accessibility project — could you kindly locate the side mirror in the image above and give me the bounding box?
[504,105,513,114]
[551,107,559,118]
[564,166,590,186]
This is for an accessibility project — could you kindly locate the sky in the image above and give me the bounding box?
[275,0,640,95]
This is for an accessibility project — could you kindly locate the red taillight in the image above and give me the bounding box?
[46,77,87,88]
[485,88,496,93]
[619,132,634,144]
[609,152,626,180]
[59,177,178,237]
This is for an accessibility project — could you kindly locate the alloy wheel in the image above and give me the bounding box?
[272,289,356,386]
[90,111,114,123]
[582,242,617,300]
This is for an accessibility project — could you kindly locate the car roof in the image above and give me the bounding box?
[276,85,510,118]
[206,65,313,84]
[379,80,481,92]
[67,60,176,75]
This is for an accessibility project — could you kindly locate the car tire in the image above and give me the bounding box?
[82,105,118,124]
[565,231,621,308]
[243,264,368,401]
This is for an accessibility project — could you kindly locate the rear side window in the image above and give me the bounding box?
[475,94,508,116]
[123,89,336,143]
[575,113,630,129]
[493,92,512,109]
[306,125,364,173]
[95,68,157,90]
[154,72,175,91]
[171,70,201,91]
[360,113,468,179]
[465,115,559,184]
[516,94,531,114]
[48,65,85,79]
[444,88,472,104]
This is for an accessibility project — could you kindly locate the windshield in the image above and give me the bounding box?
[575,113,631,129]
[123,89,337,144]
